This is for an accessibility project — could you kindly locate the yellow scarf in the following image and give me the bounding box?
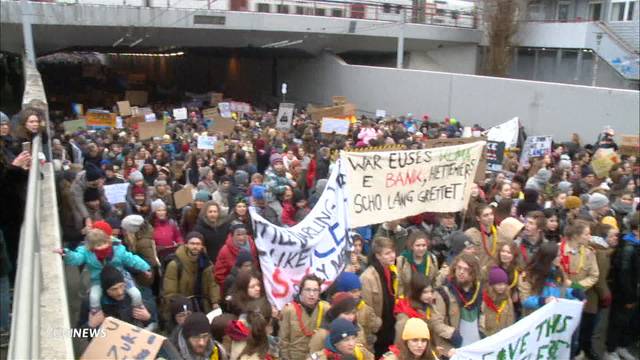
[354,346,364,360]
[390,264,399,300]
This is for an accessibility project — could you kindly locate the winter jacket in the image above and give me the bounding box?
[69,170,107,225]
[392,298,433,345]
[585,238,614,314]
[194,217,230,263]
[479,290,515,336]
[518,269,582,315]
[78,293,157,332]
[375,224,409,254]
[356,299,382,352]
[152,218,184,249]
[124,226,159,287]
[162,245,220,315]
[610,233,640,305]
[465,227,498,269]
[431,281,482,353]
[265,168,294,201]
[396,251,439,298]
[279,300,330,360]
[308,324,368,353]
[357,127,377,146]
[560,240,599,290]
[63,239,150,283]
[360,266,385,319]
[214,234,258,286]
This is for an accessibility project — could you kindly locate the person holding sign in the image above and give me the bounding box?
[279,274,330,360]
[396,230,439,299]
[382,318,440,360]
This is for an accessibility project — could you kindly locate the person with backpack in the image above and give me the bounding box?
[162,231,220,321]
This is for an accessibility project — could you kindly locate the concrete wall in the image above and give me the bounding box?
[279,53,640,142]
[424,44,478,74]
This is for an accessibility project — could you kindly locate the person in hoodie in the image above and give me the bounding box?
[214,223,258,287]
[251,185,280,226]
[194,201,230,263]
[149,199,183,259]
[308,292,368,353]
[234,170,250,197]
[162,231,220,316]
[605,213,639,360]
[212,175,233,217]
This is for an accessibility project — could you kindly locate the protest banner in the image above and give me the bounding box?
[619,134,639,156]
[332,96,347,106]
[86,112,116,127]
[104,183,129,204]
[125,90,148,106]
[63,119,86,134]
[424,137,487,183]
[375,109,386,118]
[276,103,295,130]
[197,135,216,150]
[208,115,236,136]
[250,162,350,309]
[144,113,156,122]
[308,104,356,122]
[486,141,506,172]
[218,102,232,118]
[451,299,583,360]
[116,116,124,129]
[201,107,218,120]
[172,107,187,121]
[485,117,520,149]
[320,117,350,135]
[230,101,252,113]
[343,141,484,227]
[116,101,131,116]
[80,317,166,360]
[520,135,552,167]
[173,186,195,209]
[210,92,224,106]
[137,121,165,140]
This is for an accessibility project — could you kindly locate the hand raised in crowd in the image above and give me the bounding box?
[12,151,32,170]
[132,305,151,322]
[88,310,105,328]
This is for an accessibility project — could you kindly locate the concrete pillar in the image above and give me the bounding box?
[532,49,539,80]
[575,50,583,82]
[555,49,563,77]
[512,47,519,73]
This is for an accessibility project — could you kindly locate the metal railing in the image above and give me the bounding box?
[7,134,43,360]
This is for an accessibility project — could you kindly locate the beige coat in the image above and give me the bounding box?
[360,266,385,318]
[585,245,613,314]
[430,286,462,354]
[394,310,434,345]
[465,227,498,269]
[125,227,158,287]
[396,253,439,298]
[479,293,515,336]
[307,344,374,360]
[279,300,330,360]
[356,300,382,352]
[308,324,368,353]
[561,242,600,290]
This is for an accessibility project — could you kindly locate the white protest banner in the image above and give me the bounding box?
[375,109,386,118]
[197,135,216,150]
[250,161,350,310]
[218,102,232,118]
[173,107,187,120]
[485,117,520,149]
[520,135,552,167]
[451,299,583,360]
[115,116,124,129]
[144,113,157,122]
[80,317,166,360]
[320,117,350,135]
[276,103,295,130]
[103,183,129,204]
[343,141,484,227]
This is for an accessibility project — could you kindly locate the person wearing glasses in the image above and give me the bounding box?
[279,274,330,360]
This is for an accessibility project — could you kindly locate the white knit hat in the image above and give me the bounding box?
[151,199,166,214]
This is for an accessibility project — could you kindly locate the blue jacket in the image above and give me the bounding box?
[522,267,581,310]
[63,239,151,283]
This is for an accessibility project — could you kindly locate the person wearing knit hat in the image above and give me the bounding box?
[84,187,102,203]
[588,192,610,215]
[488,266,509,286]
[121,215,145,234]
[129,170,144,184]
[481,266,515,336]
[308,318,374,360]
[85,164,105,183]
[180,312,215,358]
[270,152,284,166]
[167,295,194,337]
[92,220,113,237]
[380,318,438,360]
[565,195,582,210]
[525,168,552,192]
[308,292,367,353]
[601,216,619,231]
[447,231,475,261]
[100,264,126,296]
[557,180,573,195]
[335,272,362,293]
[222,249,255,299]
[150,198,166,214]
[194,190,210,203]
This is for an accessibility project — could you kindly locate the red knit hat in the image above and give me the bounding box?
[132,186,146,197]
[92,220,113,237]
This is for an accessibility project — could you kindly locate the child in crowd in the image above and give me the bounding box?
[480,267,515,336]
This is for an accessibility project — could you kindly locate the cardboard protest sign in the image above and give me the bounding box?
[116,101,131,116]
[486,141,505,172]
[619,134,639,156]
[172,107,187,120]
[424,137,487,183]
[276,103,295,130]
[104,183,129,204]
[125,115,145,128]
[218,102,232,118]
[332,96,347,106]
[80,317,165,360]
[208,115,236,136]
[116,116,124,129]
[137,120,165,140]
[214,141,226,154]
[173,186,194,209]
[86,112,116,127]
[308,104,356,122]
[125,90,148,106]
[63,119,86,134]
[210,92,224,106]
[144,113,156,122]
[197,136,216,150]
[375,109,386,118]
[343,141,485,227]
[250,162,350,309]
[451,299,582,360]
[320,117,350,135]
[202,107,218,120]
[230,101,251,113]
[520,135,552,167]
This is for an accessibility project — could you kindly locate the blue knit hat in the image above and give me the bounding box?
[252,185,266,201]
[195,190,210,202]
[335,272,361,292]
[328,318,358,347]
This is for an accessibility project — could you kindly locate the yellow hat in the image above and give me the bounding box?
[402,318,430,341]
[601,216,619,231]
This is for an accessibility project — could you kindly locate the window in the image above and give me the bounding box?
[331,8,343,17]
[557,2,570,21]
[610,1,635,21]
[276,4,289,13]
[611,2,626,20]
[395,5,402,14]
[383,3,391,13]
[628,1,635,20]
[257,3,270,12]
[588,2,602,20]
[315,8,325,16]
[296,6,305,14]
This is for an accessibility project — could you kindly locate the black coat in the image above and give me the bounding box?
[193,217,229,263]
[77,292,157,332]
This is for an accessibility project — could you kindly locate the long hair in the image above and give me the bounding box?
[408,272,433,305]
[491,240,520,276]
[231,271,263,307]
[450,253,480,284]
[16,107,44,140]
[394,320,437,360]
[238,306,272,358]
[525,242,565,293]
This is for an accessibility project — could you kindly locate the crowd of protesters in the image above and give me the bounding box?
[0,101,638,360]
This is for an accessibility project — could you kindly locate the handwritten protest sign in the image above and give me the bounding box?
[144,113,156,122]
[172,107,187,120]
[116,116,124,129]
[104,183,129,204]
[197,135,216,150]
[63,119,86,134]
[210,92,223,106]
[320,117,350,135]
[250,162,350,309]
[485,117,519,149]
[80,317,166,360]
[230,101,251,113]
[486,141,505,172]
[214,141,226,154]
[424,137,487,183]
[619,134,639,156]
[308,104,356,122]
[375,109,386,118]
[343,142,484,227]
[173,185,194,209]
[72,103,84,116]
[276,103,295,130]
[138,121,165,140]
[218,102,232,118]
[202,107,218,121]
[208,115,236,136]
[520,135,552,167]
[452,299,582,360]
[125,90,148,106]
[116,101,131,116]
[86,112,116,127]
